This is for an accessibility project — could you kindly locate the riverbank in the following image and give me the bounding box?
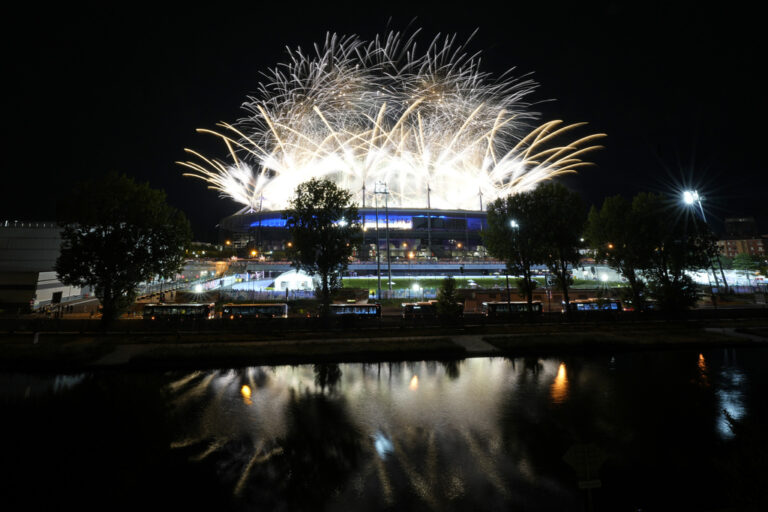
[1,318,767,372]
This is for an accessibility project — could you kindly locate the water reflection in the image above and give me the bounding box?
[4,349,763,510]
[716,349,746,439]
[166,358,577,509]
[550,362,569,404]
[697,352,710,387]
[240,384,252,405]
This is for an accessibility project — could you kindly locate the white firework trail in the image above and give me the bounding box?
[179,30,605,211]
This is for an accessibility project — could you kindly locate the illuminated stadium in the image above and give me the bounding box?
[219,205,488,261]
[181,30,603,261]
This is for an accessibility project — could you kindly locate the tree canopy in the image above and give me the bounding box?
[55,173,192,321]
[587,192,716,311]
[483,192,544,310]
[534,182,586,309]
[436,276,463,320]
[585,193,654,310]
[283,178,361,314]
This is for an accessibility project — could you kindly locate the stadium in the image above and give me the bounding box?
[181,30,604,277]
[219,205,489,263]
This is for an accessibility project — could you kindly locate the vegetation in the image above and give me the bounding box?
[635,193,715,311]
[435,276,463,320]
[534,182,586,310]
[484,192,542,311]
[55,173,192,322]
[586,192,718,312]
[585,194,653,310]
[484,183,588,313]
[284,178,362,315]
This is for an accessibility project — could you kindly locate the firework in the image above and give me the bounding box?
[179,30,605,211]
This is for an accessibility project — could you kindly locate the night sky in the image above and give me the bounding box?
[4,3,765,240]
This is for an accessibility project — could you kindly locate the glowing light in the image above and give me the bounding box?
[509,219,519,229]
[550,362,569,404]
[373,431,394,459]
[683,190,699,205]
[409,375,419,390]
[599,274,608,282]
[181,30,605,211]
[193,284,204,293]
[240,384,252,405]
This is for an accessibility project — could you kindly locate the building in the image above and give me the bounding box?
[717,238,765,259]
[218,206,490,262]
[718,216,765,259]
[0,222,87,312]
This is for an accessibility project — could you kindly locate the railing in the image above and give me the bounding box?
[1,307,765,335]
[1,220,58,228]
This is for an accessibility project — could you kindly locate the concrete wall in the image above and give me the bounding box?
[0,224,84,310]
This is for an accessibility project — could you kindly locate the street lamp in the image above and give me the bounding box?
[408,251,415,296]
[375,181,392,294]
[506,219,520,318]
[682,190,728,293]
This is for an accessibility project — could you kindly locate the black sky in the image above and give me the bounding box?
[3,2,766,240]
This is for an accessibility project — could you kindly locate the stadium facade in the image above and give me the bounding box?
[219,206,490,262]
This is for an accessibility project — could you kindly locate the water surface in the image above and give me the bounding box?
[3,348,767,511]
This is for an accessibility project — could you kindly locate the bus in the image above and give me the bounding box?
[401,301,438,319]
[481,301,543,318]
[143,303,216,320]
[328,303,381,318]
[221,303,289,319]
[563,298,622,312]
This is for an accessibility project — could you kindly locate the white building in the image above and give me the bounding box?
[0,222,86,312]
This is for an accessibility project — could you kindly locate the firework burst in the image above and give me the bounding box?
[179,30,605,211]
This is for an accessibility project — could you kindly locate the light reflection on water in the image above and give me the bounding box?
[167,358,570,508]
[3,348,766,510]
[716,349,746,439]
[550,362,569,404]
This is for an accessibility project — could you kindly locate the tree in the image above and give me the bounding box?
[436,276,463,321]
[483,192,544,312]
[534,182,586,310]
[283,178,361,315]
[732,253,759,285]
[634,193,714,311]
[585,194,653,311]
[55,173,192,322]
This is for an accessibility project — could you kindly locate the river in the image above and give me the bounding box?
[2,348,767,511]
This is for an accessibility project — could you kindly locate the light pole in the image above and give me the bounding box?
[506,219,519,319]
[408,251,415,298]
[374,187,381,300]
[375,181,392,294]
[683,190,728,293]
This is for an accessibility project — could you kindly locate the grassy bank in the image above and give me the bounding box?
[0,335,112,371]
[130,336,466,370]
[484,324,766,355]
[2,318,766,372]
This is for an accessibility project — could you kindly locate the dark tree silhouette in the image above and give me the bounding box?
[534,182,586,310]
[283,178,361,315]
[55,173,192,322]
